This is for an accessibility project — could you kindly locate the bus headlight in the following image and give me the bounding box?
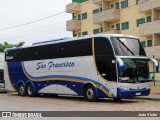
[120,86,130,90]
[146,87,150,89]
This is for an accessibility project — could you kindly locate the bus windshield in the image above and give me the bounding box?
[119,59,150,83]
[110,37,146,56]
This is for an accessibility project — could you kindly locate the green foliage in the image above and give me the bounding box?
[72,0,87,3]
[0,41,25,52]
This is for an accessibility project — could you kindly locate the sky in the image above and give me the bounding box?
[0,0,72,46]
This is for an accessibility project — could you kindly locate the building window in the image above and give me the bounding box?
[100,27,103,32]
[141,41,146,47]
[147,40,152,47]
[146,16,152,23]
[78,33,81,37]
[82,12,87,20]
[137,18,145,27]
[93,9,99,14]
[82,31,88,36]
[116,2,120,9]
[78,14,81,20]
[93,28,100,34]
[121,0,128,9]
[72,13,75,20]
[116,23,120,30]
[111,4,114,8]
[136,0,140,4]
[111,25,114,29]
[74,34,77,37]
[122,22,129,30]
[100,7,102,12]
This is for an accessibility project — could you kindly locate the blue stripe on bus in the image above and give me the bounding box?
[22,63,115,97]
[8,62,115,98]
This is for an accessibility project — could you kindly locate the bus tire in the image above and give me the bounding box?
[26,84,36,97]
[18,84,26,96]
[84,85,97,102]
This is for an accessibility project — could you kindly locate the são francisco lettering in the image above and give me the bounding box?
[36,61,74,70]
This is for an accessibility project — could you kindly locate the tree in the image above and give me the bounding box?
[0,41,25,52]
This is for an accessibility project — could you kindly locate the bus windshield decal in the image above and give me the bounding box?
[6,56,13,60]
[36,61,75,70]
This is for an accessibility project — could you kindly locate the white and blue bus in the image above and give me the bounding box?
[4,34,159,101]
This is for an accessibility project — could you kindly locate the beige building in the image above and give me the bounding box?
[66,0,160,93]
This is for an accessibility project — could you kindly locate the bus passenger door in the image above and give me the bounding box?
[94,37,117,97]
[96,58,118,97]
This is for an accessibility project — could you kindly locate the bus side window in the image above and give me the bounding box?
[94,37,117,81]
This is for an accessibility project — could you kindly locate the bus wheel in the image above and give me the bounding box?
[18,84,26,96]
[84,85,97,102]
[26,84,36,97]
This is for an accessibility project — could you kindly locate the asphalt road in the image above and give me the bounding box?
[0,92,160,120]
[1,92,160,111]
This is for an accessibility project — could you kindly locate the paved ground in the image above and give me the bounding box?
[1,92,160,111]
[0,92,160,119]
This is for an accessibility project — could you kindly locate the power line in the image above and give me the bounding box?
[0,0,139,31]
[0,0,93,31]
[0,0,141,40]
[0,11,66,31]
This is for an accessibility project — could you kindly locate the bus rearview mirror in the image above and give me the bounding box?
[116,57,124,73]
[150,58,159,72]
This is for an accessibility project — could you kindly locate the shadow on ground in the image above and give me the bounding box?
[7,92,138,104]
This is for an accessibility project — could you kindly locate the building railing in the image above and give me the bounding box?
[139,20,160,36]
[66,19,81,31]
[66,2,81,13]
[139,0,160,13]
[92,0,102,5]
[144,45,160,58]
[93,8,120,24]
[101,29,121,34]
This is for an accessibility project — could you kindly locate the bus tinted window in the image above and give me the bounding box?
[5,38,92,62]
[94,37,116,81]
[59,39,92,58]
[0,71,3,81]
[94,37,114,56]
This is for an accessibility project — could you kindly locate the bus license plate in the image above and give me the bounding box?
[136,92,141,96]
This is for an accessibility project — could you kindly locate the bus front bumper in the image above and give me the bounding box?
[0,83,7,93]
[117,88,150,98]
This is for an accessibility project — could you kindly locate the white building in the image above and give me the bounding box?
[0,52,4,68]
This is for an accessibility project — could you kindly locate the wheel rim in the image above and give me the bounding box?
[87,88,94,100]
[19,85,24,95]
[28,86,33,95]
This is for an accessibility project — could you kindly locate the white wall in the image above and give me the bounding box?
[0,52,4,68]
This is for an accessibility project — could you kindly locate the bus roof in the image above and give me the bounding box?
[32,37,72,45]
[6,34,138,51]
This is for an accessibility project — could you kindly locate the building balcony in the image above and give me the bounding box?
[92,0,115,5]
[66,19,81,31]
[139,20,160,36]
[139,0,160,13]
[66,2,81,13]
[104,0,114,1]
[102,29,121,34]
[144,45,160,58]
[92,0,102,5]
[93,8,120,24]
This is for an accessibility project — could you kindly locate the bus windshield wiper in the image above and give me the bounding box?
[117,38,135,56]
